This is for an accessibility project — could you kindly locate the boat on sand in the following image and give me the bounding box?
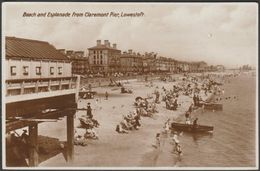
[171,122,214,133]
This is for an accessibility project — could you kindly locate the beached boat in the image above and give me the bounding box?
[197,102,223,111]
[203,103,223,111]
[79,90,97,99]
[171,122,214,132]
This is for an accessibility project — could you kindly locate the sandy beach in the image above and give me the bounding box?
[36,74,212,167]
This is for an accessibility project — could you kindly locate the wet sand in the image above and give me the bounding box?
[38,76,210,167]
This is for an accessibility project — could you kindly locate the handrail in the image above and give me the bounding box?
[6,76,77,83]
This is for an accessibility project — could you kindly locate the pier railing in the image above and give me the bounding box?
[5,76,80,103]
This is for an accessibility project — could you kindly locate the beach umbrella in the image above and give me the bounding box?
[135,96,143,101]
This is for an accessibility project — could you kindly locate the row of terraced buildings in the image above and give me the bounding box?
[58,39,222,76]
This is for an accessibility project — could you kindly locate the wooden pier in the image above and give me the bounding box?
[5,76,80,167]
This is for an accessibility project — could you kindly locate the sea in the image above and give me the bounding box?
[172,72,257,167]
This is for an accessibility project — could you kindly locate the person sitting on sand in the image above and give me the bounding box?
[116,123,129,134]
[173,99,178,110]
[133,110,141,129]
[74,130,87,146]
[123,116,133,130]
[85,128,98,139]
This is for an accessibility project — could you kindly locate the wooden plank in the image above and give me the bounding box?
[6,94,77,118]
[29,123,38,167]
[14,118,58,122]
[6,108,77,132]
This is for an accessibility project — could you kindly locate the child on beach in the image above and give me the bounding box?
[171,131,183,156]
[163,119,170,134]
[152,133,161,149]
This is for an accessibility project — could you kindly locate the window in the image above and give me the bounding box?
[100,55,103,64]
[94,51,96,54]
[97,56,99,64]
[50,67,54,75]
[58,67,62,75]
[10,66,16,76]
[36,67,41,75]
[94,56,96,64]
[23,66,29,75]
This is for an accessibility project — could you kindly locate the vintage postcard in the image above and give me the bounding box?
[2,2,258,170]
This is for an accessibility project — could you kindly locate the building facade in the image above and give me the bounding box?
[6,41,71,81]
[59,49,89,75]
[88,40,121,75]
[5,36,79,166]
[120,49,143,74]
[142,53,157,73]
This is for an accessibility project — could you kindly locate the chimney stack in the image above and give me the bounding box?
[97,40,101,46]
[113,43,117,49]
[104,40,109,47]
[66,50,74,56]
[128,49,133,54]
[75,51,84,57]
[58,49,66,55]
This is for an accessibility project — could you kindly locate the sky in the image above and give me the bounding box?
[2,2,258,68]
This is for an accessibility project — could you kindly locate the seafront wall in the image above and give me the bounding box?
[80,74,164,88]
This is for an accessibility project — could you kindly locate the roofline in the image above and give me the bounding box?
[6,36,49,44]
[6,56,71,62]
[88,46,121,51]
[6,36,70,60]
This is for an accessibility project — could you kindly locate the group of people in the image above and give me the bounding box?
[121,86,133,94]
[74,102,100,146]
[116,110,141,134]
[134,97,158,117]
[193,94,204,107]
[162,86,180,111]
[153,124,183,156]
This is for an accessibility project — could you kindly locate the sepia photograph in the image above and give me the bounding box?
[1,2,258,169]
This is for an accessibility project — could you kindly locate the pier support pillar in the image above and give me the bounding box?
[66,113,74,163]
[29,123,38,167]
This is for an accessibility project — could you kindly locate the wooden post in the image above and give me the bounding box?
[59,78,62,90]
[35,80,39,93]
[75,75,80,101]
[48,79,51,91]
[69,78,72,89]
[66,113,74,163]
[21,81,25,95]
[29,123,38,167]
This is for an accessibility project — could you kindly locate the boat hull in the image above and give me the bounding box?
[171,122,214,133]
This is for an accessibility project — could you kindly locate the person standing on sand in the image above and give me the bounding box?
[153,133,161,149]
[188,103,193,114]
[105,91,108,100]
[185,112,191,124]
[193,118,199,128]
[87,103,93,119]
[163,119,170,134]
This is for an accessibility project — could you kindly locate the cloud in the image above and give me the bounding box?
[3,2,258,68]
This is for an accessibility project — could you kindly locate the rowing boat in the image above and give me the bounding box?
[197,102,223,111]
[171,122,214,132]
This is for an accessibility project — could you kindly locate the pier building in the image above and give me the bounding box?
[5,37,80,166]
